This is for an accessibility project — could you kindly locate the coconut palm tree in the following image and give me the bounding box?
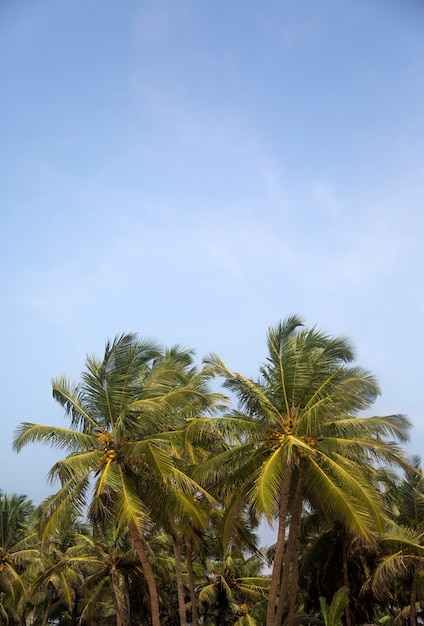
[13,333,223,626]
[372,457,424,626]
[190,315,411,626]
[299,515,380,626]
[27,528,85,626]
[0,492,37,624]
[66,522,141,626]
[198,540,268,626]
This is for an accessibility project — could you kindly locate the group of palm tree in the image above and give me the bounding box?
[2,315,424,625]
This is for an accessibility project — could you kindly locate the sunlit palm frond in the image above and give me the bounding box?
[47,449,103,484]
[38,476,90,545]
[252,447,286,519]
[113,467,147,531]
[13,423,96,454]
[306,456,374,538]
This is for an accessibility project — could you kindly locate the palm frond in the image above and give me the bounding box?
[13,423,96,453]
[252,447,286,519]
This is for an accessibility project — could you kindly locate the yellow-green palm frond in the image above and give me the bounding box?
[78,576,111,623]
[38,476,90,545]
[219,481,257,545]
[166,490,210,529]
[319,586,349,626]
[372,547,420,600]
[379,524,424,554]
[252,446,287,520]
[124,440,175,478]
[192,441,259,489]
[205,353,279,419]
[93,458,125,495]
[52,376,99,430]
[198,581,220,605]
[317,451,385,530]
[326,414,412,445]
[13,423,96,454]
[113,466,147,531]
[47,449,103,484]
[186,413,262,448]
[168,467,218,513]
[306,455,376,538]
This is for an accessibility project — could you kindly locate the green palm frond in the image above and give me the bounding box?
[113,467,147,531]
[143,441,175,478]
[306,455,374,538]
[199,581,219,605]
[236,577,270,597]
[13,423,96,453]
[186,414,263,448]
[78,575,111,622]
[205,353,279,418]
[372,549,419,599]
[93,459,125,495]
[327,414,412,445]
[192,441,258,488]
[252,447,286,519]
[47,449,103,483]
[220,482,257,545]
[315,451,385,530]
[167,490,210,528]
[379,524,424,553]
[38,476,90,544]
[319,586,349,626]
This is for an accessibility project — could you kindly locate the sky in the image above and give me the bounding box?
[1,0,424,511]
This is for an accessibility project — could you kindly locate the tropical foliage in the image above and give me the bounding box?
[3,316,421,625]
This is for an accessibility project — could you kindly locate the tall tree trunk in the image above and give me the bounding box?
[342,535,352,626]
[128,520,161,626]
[409,559,418,626]
[171,528,188,626]
[275,471,303,626]
[286,473,303,626]
[186,536,199,625]
[266,462,293,626]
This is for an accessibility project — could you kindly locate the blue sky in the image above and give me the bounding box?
[1,0,424,509]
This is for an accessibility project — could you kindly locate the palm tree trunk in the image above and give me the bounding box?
[286,521,301,626]
[275,471,303,626]
[128,520,161,626]
[342,536,352,626]
[171,529,188,626]
[266,462,293,626]
[409,559,418,626]
[186,536,199,625]
[287,471,304,626]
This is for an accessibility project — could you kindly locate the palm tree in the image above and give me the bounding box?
[0,492,36,624]
[299,515,379,626]
[198,540,268,625]
[26,522,86,626]
[13,333,222,626]
[372,457,424,626]
[190,315,411,626]
[67,522,142,626]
